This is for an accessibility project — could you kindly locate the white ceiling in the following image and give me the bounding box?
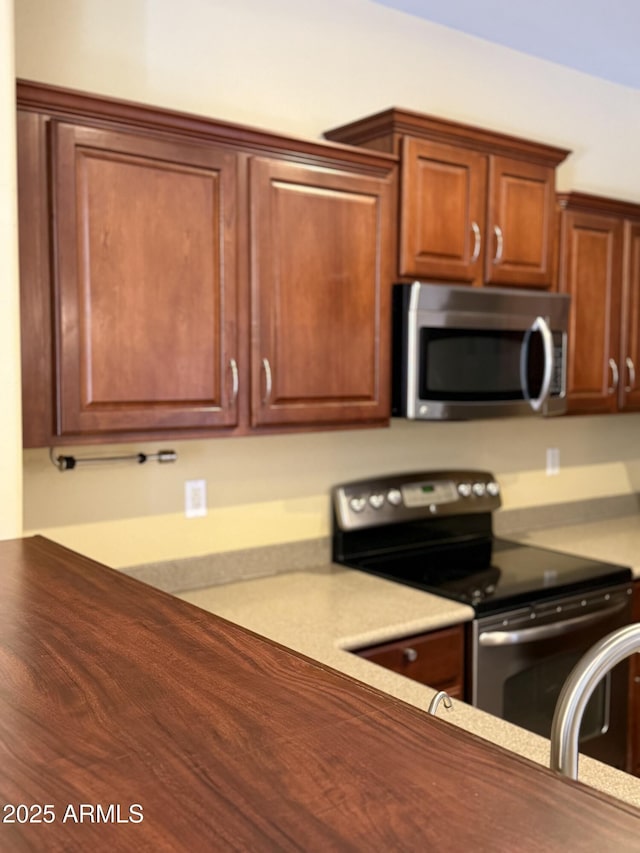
[373,0,640,89]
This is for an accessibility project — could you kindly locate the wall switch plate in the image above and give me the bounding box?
[546,448,560,476]
[185,479,207,518]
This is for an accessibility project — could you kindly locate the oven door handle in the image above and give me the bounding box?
[478,600,628,646]
[520,315,554,412]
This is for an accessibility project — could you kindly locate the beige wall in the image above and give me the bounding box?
[12,0,640,567]
[1,0,22,541]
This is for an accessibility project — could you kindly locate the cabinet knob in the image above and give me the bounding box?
[403,648,418,663]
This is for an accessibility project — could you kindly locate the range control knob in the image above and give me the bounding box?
[486,481,500,497]
[472,482,487,497]
[349,496,367,513]
[386,488,402,507]
[369,493,385,510]
[457,482,472,498]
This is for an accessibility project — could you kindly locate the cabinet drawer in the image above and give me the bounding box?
[355,625,464,693]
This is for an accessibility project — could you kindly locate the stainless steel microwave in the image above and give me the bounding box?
[392,282,570,420]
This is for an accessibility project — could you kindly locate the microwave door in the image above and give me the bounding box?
[519,316,554,412]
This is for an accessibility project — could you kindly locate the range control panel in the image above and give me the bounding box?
[332,470,501,531]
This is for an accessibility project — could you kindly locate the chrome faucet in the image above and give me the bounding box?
[550,623,640,779]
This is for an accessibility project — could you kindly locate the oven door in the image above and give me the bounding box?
[470,585,632,770]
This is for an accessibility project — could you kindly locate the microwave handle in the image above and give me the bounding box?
[519,315,553,412]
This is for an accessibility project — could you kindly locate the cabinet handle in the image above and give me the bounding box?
[470,221,481,263]
[262,357,272,405]
[403,648,418,663]
[608,358,620,395]
[625,357,636,392]
[493,224,504,264]
[229,358,239,404]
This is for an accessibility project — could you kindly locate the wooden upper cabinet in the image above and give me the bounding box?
[400,137,486,283]
[485,156,556,287]
[325,108,569,289]
[621,220,640,411]
[558,208,622,414]
[51,123,239,438]
[557,193,640,415]
[17,80,397,446]
[250,158,392,427]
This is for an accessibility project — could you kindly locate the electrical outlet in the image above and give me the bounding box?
[185,479,207,518]
[546,448,560,476]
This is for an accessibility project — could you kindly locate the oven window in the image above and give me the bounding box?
[419,328,545,401]
[503,650,608,742]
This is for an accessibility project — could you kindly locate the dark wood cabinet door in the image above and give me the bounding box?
[52,122,239,438]
[356,625,465,698]
[399,137,486,283]
[629,581,640,776]
[558,210,623,414]
[486,156,556,288]
[250,157,392,427]
[620,220,640,411]
[18,111,54,448]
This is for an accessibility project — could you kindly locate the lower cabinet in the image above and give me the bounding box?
[354,624,465,699]
[629,582,640,775]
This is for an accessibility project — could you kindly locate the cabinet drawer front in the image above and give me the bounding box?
[52,123,239,436]
[356,625,464,690]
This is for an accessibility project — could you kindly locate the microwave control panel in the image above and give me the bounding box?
[550,334,566,396]
[332,470,501,531]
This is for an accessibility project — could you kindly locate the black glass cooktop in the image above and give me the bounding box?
[348,536,632,615]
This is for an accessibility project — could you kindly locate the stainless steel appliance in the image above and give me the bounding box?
[332,470,633,770]
[392,282,570,420]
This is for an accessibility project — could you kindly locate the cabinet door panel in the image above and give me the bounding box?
[251,158,392,427]
[559,211,623,413]
[53,123,238,436]
[486,157,555,288]
[620,220,640,411]
[400,138,486,283]
[629,582,640,775]
[18,111,55,448]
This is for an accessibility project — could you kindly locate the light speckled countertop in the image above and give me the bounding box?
[515,514,640,577]
[178,515,640,812]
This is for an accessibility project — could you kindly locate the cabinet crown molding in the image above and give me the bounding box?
[325,107,570,166]
[557,191,640,219]
[16,79,398,178]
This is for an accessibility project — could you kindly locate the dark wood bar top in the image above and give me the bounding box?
[2,536,640,851]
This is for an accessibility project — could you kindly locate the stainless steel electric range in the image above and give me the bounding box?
[332,470,634,770]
